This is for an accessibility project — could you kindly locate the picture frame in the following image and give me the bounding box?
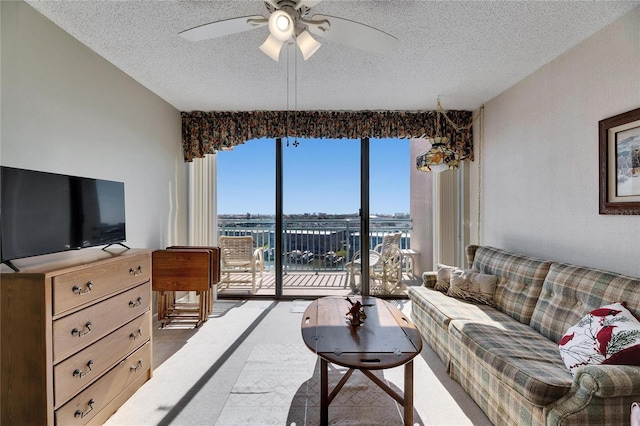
[599,107,640,215]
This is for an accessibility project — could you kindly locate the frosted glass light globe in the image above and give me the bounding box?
[269,10,293,42]
[276,15,290,31]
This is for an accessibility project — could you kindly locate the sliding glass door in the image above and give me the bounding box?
[216,138,276,297]
[216,136,419,298]
[281,137,361,297]
[369,138,414,296]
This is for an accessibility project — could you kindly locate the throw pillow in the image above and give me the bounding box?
[447,270,498,306]
[434,264,462,293]
[558,302,640,374]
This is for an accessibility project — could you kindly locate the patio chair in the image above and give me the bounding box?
[218,235,264,293]
[345,232,403,294]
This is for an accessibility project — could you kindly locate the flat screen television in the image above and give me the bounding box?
[1,166,126,271]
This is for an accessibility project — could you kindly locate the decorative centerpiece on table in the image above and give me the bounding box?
[345,297,367,326]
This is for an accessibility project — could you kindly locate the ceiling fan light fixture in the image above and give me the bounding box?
[180,2,400,62]
[268,10,294,41]
[296,30,321,60]
[259,34,284,61]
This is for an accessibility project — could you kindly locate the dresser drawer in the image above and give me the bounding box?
[55,342,151,426]
[54,310,151,407]
[52,282,150,364]
[53,253,151,316]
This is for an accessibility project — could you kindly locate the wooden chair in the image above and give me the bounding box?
[152,246,220,328]
[345,232,403,294]
[218,235,264,294]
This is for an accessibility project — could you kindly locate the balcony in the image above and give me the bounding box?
[217,216,423,297]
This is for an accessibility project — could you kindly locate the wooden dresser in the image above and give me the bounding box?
[1,249,153,425]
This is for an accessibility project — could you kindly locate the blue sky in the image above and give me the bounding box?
[216,137,410,215]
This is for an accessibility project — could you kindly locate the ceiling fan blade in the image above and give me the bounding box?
[179,15,267,42]
[296,0,322,9]
[307,14,398,55]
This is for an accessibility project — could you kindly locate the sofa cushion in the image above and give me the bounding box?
[471,246,552,324]
[410,288,448,362]
[409,286,507,329]
[449,318,573,406]
[435,263,461,292]
[448,270,498,306]
[559,302,640,373]
[530,263,640,344]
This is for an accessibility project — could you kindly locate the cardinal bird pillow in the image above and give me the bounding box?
[558,302,640,374]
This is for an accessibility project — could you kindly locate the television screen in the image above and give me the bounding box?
[76,178,126,248]
[1,166,126,265]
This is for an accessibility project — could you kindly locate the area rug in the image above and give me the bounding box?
[215,343,419,425]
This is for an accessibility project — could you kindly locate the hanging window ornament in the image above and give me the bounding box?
[416,99,460,173]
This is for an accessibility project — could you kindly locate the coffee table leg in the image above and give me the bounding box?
[404,360,414,426]
[321,358,328,426]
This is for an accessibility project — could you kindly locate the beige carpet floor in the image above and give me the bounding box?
[105,299,492,426]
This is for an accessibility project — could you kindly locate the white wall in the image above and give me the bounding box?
[468,6,640,277]
[1,1,188,257]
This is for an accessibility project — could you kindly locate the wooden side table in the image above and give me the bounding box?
[152,247,220,328]
[301,296,423,425]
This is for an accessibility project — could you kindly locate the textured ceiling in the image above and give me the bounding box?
[26,0,640,112]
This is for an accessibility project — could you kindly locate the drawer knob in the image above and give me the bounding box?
[71,321,92,337]
[130,359,143,372]
[74,398,94,418]
[72,281,93,296]
[129,297,143,308]
[129,266,143,276]
[73,360,94,379]
[130,328,143,340]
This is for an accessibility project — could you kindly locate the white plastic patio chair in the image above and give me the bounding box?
[218,235,264,293]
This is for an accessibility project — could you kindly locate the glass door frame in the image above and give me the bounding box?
[360,137,371,296]
[275,137,283,298]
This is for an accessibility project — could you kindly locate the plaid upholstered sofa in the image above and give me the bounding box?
[408,245,640,426]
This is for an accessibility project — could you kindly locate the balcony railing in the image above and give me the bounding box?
[218,217,412,272]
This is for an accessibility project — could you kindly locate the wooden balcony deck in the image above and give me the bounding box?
[216,270,423,298]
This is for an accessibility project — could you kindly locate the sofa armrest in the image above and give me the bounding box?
[575,364,640,397]
[422,271,437,288]
[546,365,640,425]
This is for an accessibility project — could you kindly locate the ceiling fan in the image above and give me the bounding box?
[179,0,398,61]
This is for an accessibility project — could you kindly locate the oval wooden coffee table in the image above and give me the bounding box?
[301,296,423,426]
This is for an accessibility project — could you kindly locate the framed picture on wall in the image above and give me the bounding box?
[599,107,640,215]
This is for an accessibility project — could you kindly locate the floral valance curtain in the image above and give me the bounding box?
[181,110,473,162]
